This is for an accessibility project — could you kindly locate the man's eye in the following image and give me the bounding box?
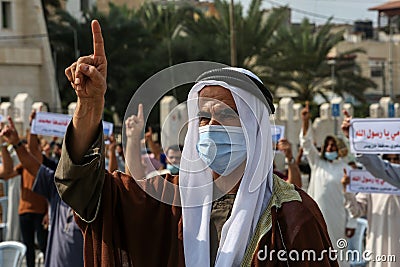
[197,111,211,121]
[199,117,211,123]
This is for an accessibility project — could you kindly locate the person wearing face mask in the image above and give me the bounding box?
[165,144,182,175]
[300,102,357,267]
[54,20,337,267]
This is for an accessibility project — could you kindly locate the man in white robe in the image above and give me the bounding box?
[6,147,21,241]
[342,172,400,267]
[300,103,357,267]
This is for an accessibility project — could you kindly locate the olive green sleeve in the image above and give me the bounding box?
[55,122,105,222]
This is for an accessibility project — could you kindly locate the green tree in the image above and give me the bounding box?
[182,0,288,68]
[41,0,60,22]
[262,18,376,102]
[47,9,82,109]
[48,4,153,118]
[47,3,195,122]
[135,2,198,73]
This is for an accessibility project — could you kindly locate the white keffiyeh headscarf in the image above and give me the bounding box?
[179,68,275,267]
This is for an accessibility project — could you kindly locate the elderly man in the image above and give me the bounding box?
[55,20,337,266]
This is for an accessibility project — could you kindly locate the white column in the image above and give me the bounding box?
[68,102,77,115]
[13,93,33,133]
[160,96,188,150]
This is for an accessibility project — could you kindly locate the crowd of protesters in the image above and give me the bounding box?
[0,102,398,266]
[0,22,399,265]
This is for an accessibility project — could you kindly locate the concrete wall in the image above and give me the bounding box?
[0,0,61,111]
[337,40,400,100]
[1,94,397,160]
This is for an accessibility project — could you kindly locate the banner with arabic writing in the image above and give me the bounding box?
[31,112,113,138]
[349,118,400,154]
[347,169,400,195]
[31,112,72,137]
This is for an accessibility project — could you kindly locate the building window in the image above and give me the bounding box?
[81,0,89,12]
[0,96,10,102]
[371,67,382,77]
[369,60,384,77]
[1,1,11,29]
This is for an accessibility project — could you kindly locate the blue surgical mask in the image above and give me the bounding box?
[167,163,179,175]
[196,125,247,175]
[324,151,338,161]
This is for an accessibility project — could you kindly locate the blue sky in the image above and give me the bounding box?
[239,0,389,25]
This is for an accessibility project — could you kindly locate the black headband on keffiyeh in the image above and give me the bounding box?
[195,68,275,115]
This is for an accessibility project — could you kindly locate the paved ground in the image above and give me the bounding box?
[20,250,44,267]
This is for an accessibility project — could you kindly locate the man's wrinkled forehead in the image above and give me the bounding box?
[198,85,237,111]
[195,68,275,114]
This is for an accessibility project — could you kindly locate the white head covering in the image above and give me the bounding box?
[179,69,274,267]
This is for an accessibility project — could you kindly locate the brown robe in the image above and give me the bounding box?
[55,125,338,267]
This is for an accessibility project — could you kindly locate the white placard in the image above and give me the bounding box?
[31,112,114,138]
[349,118,400,154]
[271,125,285,143]
[347,169,400,195]
[102,121,114,137]
[31,112,72,137]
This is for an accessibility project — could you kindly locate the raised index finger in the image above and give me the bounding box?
[92,20,105,58]
[305,101,309,111]
[343,109,351,119]
[7,116,15,129]
[137,104,144,121]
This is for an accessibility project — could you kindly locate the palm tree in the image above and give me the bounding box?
[135,1,199,72]
[236,2,289,69]
[47,9,83,108]
[47,4,153,117]
[182,0,288,67]
[41,0,60,22]
[261,18,376,102]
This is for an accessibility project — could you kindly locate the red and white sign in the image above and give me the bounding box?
[347,169,400,195]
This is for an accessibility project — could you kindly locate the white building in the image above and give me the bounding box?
[64,0,97,20]
[0,0,61,111]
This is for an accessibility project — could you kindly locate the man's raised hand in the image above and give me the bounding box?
[0,116,20,146]
[341,110,352,138]
[277,138,293,160]
[29,109,36,126]
[124,104,146,179]
[65,20,107,100]
[301,101,310,122]
[341,168,350,192]
[126,104,144,139]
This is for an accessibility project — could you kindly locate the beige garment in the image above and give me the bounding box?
[210,194,236,266]
[55,123,338,267]
[344,192,400,267]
